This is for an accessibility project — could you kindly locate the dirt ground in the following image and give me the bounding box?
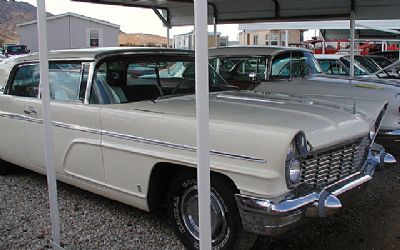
[1,164,399,250]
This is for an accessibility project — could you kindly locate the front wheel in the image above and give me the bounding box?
[167,171,257,250]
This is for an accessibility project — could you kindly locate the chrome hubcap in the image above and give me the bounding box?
[180,186,227,243]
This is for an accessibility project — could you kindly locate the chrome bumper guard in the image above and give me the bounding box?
[235,146,396,236]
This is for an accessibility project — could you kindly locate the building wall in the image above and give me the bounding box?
[18,15,119,52]
[69,16,119,49]
[239,29,302,46]
[174,33,227,49]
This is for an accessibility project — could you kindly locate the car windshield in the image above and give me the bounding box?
[352,56,381,73]
[339,58,369,75]
[369,56,393,68]
[91,55,237,104]
[271,51,323,78]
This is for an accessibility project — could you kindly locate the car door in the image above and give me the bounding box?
[0,65,32,168]
[9,61,106,185]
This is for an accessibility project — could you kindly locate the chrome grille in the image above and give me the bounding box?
[301,137,370,189]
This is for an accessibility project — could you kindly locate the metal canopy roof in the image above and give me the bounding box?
[73,0,400,26]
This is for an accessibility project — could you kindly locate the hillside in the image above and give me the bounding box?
[119,32,171,47]
[0,0,39,44]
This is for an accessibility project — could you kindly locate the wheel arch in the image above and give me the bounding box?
[147,162,239,211]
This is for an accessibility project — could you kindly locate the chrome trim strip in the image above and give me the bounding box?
[102,130,266,163]
[0,111,266,163]
[217,93,286,105]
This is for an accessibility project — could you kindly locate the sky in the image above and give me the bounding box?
[20,0,241,40]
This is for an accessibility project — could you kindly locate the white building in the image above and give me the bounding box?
[17,12,120,52]
[174,31,228,50]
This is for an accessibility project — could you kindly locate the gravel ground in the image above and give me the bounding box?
[0,164,399,250]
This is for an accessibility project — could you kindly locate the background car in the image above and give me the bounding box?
[371,50,400,63]
[209,46,400,157]
[316,54,394,77]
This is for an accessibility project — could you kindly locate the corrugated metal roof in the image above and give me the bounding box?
[73,0,400,26]
[239,20,400,31]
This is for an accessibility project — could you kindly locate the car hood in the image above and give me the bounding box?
[126,91,370,150]
[255,76,392,129]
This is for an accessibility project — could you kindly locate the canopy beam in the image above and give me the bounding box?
[152,8,171,28]
[271,0,280,18]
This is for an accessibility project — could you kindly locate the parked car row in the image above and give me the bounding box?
[0,46,397,249]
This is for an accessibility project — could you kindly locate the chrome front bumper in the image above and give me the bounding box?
[235,146,395,236]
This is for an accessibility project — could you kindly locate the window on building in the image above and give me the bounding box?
[281,33,287,46]
[270,33,279,46]
[253,35,258,45]
[247,34,250,45]
[265,34,269,45]
[89,29,100,47]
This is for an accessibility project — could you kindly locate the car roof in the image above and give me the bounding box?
[314,54,344,60]
[5,47,194,64]
[208,46,311,57]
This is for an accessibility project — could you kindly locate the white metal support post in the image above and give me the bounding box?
[214,17,217,47]
[194,0,212,249]
[167,27,170,48]
[285,29,289,47]
[37,0,62,248]
[349,10,356,78]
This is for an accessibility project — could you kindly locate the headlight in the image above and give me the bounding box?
[285,132,309,188]
[287,142,295,160]
[295,132,308,158]
[287,158,302,185]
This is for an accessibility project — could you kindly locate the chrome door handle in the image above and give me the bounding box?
[24,108,37,115]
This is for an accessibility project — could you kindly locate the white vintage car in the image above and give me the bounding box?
[0,48,393,249]
[209,46,400,157]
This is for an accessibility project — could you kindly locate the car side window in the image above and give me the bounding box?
[9,62,84,101]
[48,62,84,101]
[10,64,40,98]
[319,60,348,75]
[271,52,291,77]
